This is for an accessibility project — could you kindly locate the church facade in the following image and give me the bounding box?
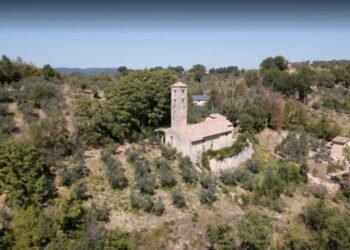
[164,82,236,162]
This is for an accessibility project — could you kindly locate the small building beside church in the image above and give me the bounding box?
[326,136,350,162]
[163,82,236,162]
[192,95,209,106]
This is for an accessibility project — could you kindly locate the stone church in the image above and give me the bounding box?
[163,82,236,162]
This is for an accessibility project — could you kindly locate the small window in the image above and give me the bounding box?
[182,89,184,94]
[181,98,184,103]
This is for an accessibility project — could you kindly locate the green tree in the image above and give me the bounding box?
[331,67,350,87]
[101,150,128,189]
[239,96,272,132]
[301,200,350,249]
[306,116,341,140]
[28,82,57,108]
[104,229,135,249]
[283,100,308,130]
[42,64,60,80]
[106,70,178,130]
[260,56,288,71]
[117,66,129,76]
[206,223,236,250]
[190,64,206,83]
[171,188,186,208]
[0,55,21,84]
[55,195,85,232]
[0,140,54,207]
[199,175,217,205]
[29,115,72,162]
[295,66,315,101]
[244,70,260,87]
[238,211,272,250]
[316,71,336,88]
[75,98,133,146]
[168,65,184,73]
[11,206,55,250]
[282,223,314,249]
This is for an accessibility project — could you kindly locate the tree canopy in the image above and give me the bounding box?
[0,140,54,207]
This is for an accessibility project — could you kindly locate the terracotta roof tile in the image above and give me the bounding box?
[171,113,233,142]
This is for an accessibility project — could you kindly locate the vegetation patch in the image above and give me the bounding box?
[202,132,255,163]
[101,149,128,189]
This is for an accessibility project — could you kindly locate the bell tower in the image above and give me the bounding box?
[171,82,187,128]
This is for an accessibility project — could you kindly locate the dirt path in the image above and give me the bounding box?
[62,83,78,143]
[307,173,339,195]
[256,128,288,154]
[7,102,28,138]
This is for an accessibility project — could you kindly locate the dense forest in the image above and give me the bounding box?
[1,55,350,249]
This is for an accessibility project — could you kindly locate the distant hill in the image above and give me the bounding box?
[55,67,118,75]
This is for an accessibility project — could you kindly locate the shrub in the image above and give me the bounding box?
[238,211,272,250]
[155,158,176,188]
[171,189,186,208]
[206,223,236,250]
[275,132,309,163]
[299,163,309,183]
[125,147,140,163]
[0,104,17,141]
[0,140,54,207]
[137,174,156,195]
[310,184,328,199]
[56,196,85,232]
[205,132,254,160]
[306,116,341,141]
[29,115,72,163]
[152,198,165,216]
[327,162,344,173]
[160,145,177,161]
[130,192,153,212]
[28,82,57,108]
[233,167,256,191]
[268,199,286,213]
[300,200,350,248]
[220,170,237,186]
[246,159,261,174]
[61,164,84,187]
[312,102,321,109]
[134,160,156,194]
[178,156,198,183]
[258,166,285,199]
[71,182,89,200]
[199,175,217,205]
[130,191,145,210]
[101,150,128,189]
[201,153,210,170]
[90,202,110,222]
[0,88,14,102]
[129,192,165,215]
[17,79,63,119]
[277,161,304,184]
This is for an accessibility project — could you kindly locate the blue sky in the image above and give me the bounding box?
[1,1,350,69]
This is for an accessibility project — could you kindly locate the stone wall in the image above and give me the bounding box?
[209,144,254,173]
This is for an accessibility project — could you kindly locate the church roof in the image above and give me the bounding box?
[171,113,233,142]
[172,82,187,87]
